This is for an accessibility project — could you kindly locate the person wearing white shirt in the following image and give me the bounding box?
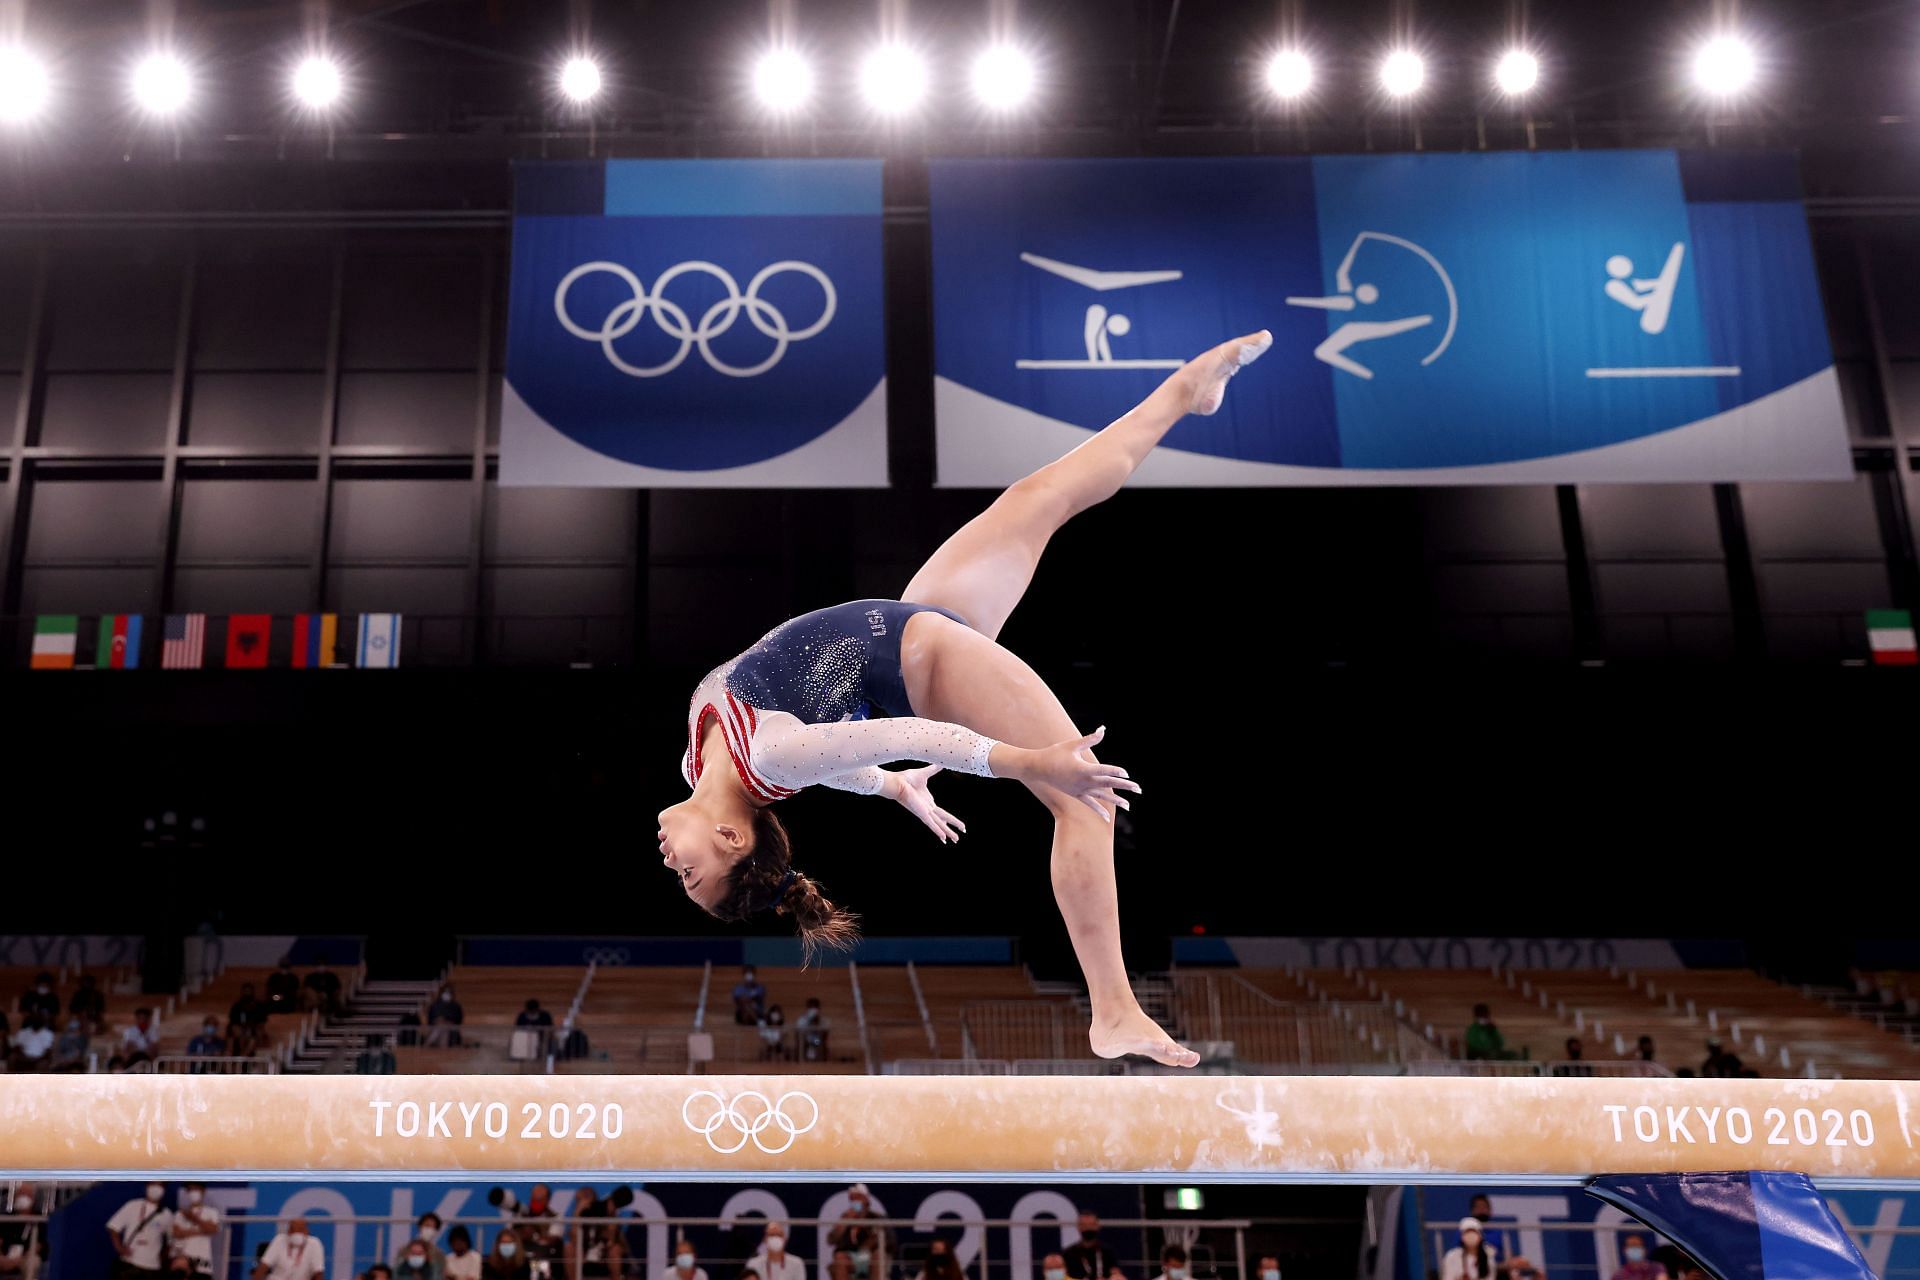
[169,1184,222,1278]
[105,1184,174,1279]
[751,1223,806,1280]
[253,1219,325,1280]
[443,1228,483,1280]
[1441,1220,1500,1280]
[660,1244,707,1280]
[1149,1246,1189,1280]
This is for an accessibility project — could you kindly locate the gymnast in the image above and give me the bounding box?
[658,329,1273,1067]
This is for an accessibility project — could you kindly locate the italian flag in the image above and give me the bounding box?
[31,615,77,669]
[1868,609,1917,666]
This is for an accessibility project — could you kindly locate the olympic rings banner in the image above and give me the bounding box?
[928,152,1851,486]
[501,159,887,487]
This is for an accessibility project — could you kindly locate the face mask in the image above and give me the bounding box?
[677,1257,695,1271]
[14,1199,32,1213]
[1263,1271,1280,1280]
[147,1186,166,1203]
[499,1245,518,1258]
[187,1192,204,1206]
[421,1228,442,1242]
[767,1239,785,1255]
[1048,1271,1066,1280]
[205,1026,219,1036]
[1625,1250,1646,1264]
[1080,1234,1098,1246]
[288,1234,308,1246]
[1169,1269,1188,1280]
[441,990,452,1000]
[854,1252,872,1276]
[409,1259,427,1270]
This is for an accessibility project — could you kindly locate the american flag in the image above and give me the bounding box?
[162,613,205,669]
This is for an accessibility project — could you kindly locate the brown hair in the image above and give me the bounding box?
[710,808,860,964]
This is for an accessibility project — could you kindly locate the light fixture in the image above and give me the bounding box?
[752,47,814,113]
[970,43,1037,111]
[292,55,343,110]
[0,47,50,124]
[559,55,603,104]
[1380,49,1425,98]
[1494,49,1539,96]
[860,43,928,116]
[131,51,192,117]
[1263,48,1314,100]
[1692,34,1757,97]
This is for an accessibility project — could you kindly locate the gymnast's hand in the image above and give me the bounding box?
[887,764,968,844]
[1004,726,1140,822]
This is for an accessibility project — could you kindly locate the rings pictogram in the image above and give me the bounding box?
[554,260,838,378]
[681,1088,820,1154]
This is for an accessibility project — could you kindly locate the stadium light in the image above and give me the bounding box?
[559,55,603,104]
[131,51,192,117]
[860,43,928,116]
[1692,34,1757,97]
[0,47,50,124]
[1494,49,1539,96]
[971,43,1037,112]
[1263,48,1314,101]
[752,47,814,113]
[1380,49,1425,98]
[292,55,343,110]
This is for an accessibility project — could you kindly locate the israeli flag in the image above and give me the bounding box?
[356,614,402,669]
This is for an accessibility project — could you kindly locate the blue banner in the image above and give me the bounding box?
[930,153,1850,486]
[502,160,887,487]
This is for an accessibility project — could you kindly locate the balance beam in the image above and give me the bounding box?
[3,1073,1917,1184]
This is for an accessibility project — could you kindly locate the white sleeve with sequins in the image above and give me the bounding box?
[750,713,999,794]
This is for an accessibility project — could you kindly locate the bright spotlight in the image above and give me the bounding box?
[1692,35,1757,96]
[559,55,602,103]
[1494,49,1539,95]
[752,48,814,112]
[292,55,343,110]
[131,52,192,117]
[0,47,51,124]
[971,43,1036,111]
[859,44,928,115]
[1380,49,1425,98]
[1263,48,1314,100]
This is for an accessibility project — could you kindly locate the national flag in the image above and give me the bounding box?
[1867,609,1917,666]
[30,615,77,670]
[96,614,143,669]
[291,613,340,669]
[225,614,271,668]
[162,614,206,669]
[357,613,402,668]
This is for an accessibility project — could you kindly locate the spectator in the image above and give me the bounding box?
[1040,1254,1067,1280]
[365,1269,395,1280]
[827,1185,892,1280]
[170,1184,221,1279]
[355,1035,398,1075]
[915,1241,964,1280]
[1553,1040,1592,1078]
[484,1231,530,1280]
[266,959,300,1012]
[758,1005,789,1061]
[8,1015,53,1072]
[228,984,268,1054]
[1061,1214,1113,1280]
[756,1224,806,1280]
[514,1186,563,1268]
[303,966,342,1017]
[1257,1258,1280,1280]
[187,1019,227,1059]
[255,1220,325,1280]
[1468,1198,1493,1225]
[1149,1246,1189,1280]
[69,974,106,1031]
[660,1243,705,1280]
[517,1001,554,1029]
[830,1254,855,1280]
[118,1008,161,1068]
[441,1230,481,1280]
[1635,1036,1657,1064]
[796,998,830,1062]
[105,1183,174,1280]
[1648,1247,1698,1280]
[1465,1006,1520,1061]
[427,985,465,1048]
[18,975,58,1024]
[49,1016,88,1072]
[1610,1235,1665,1280]
[1441,1219,1498,1280]
[1701,1039,1743,1078]
[0,1185,46,1278]
[567,1188,623,1280]
[396,1215,447,1270]
[397,1241,441,1280]
[732,967,767,1026]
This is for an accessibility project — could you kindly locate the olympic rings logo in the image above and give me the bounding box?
[554,260,837,378]
[681,1088,820,1155]
[581,947,631,965]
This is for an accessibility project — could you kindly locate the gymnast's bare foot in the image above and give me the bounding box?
[1179,329,1273,417]
[1091,1006,1202,1068]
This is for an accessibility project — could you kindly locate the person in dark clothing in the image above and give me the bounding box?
[484,1230,531,1280]
[303,966,343,1016]
[69,974,107,1031]
[427,985,465,1047]
[516,1001,554,1028]
[354,1034,398,1075]
[19,974,58,1023]
[1701,1039,1744,1078]
[266,960,300,1012]
[1061,1215,1114,1280]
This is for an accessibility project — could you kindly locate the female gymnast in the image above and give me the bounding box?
[658,328,1273,1067]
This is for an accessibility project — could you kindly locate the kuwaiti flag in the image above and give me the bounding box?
[356,613,402,668]
[224,614,271,668]
[1868,609,1917,666]
[30,615,77,669]
[291,613,339,668]
[96,614,142,669]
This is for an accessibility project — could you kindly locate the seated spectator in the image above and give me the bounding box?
[759,1005,789,1060]
[255,1219,325,1280]
[187,1019,227,1059]
[19,974,58,1023]
[266,959,301,1013]
[1040,1255,1067,1280]
[397,1240,442,1280]
[732,967,767,1026]
[303,966,343,1017]
[364,1269,396,1280]
[484,1232,529,1280]
[1465,1006,1521,1061]
[796,998,830,1062]
[661,1244,706,1280]
[1635,1036,1657,1064]
[1553,1039,1592,1077]
[830,1254,856,1280]
[394,1214,446,1270]
[427,985,465,1047]
[51,1016,90,1072]
[756,1224,806,1280]
[0,1185,46,1278]
[1149,1246,1189,1280]
[117,1008,161,1068]
[915,1241,964,1280]
[354,1034,398,1075]
[69,974,106,1032]
[1257,1258,1280,1280]
[1061,1214,1112,1280]
[443,1228,482,1280]
[8,1015,54,1072]
[1468,1197,1492,1226]
[1610,1235,1665,1280]
[229,983,268,1050]
[516,1000,554,1029]
[1442,1220,1498,1280]
[827,1184,892,1280]
[1701,1038,1743,1078]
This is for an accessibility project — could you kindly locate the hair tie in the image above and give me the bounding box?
[773,869,797,907]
